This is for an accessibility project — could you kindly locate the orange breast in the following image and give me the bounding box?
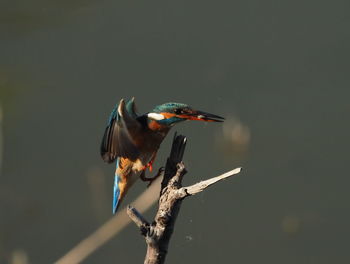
[148,120,162,131]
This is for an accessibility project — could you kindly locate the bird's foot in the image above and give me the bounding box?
[142,158,155,172]
[140,167,165,187]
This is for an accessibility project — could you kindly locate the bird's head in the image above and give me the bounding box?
[147,102,224,127]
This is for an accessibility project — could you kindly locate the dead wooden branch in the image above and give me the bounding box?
[127,134,242,264]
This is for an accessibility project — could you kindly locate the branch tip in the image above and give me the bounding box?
[182,167,242,196]
[127,205,150,234]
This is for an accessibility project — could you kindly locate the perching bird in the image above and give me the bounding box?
[100,98,224,214]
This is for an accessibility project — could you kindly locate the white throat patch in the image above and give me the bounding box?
[147,112,165,120]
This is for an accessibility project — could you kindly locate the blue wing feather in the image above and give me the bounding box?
[113,158,121,214]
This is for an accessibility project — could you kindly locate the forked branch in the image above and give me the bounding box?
[127,134,242,264]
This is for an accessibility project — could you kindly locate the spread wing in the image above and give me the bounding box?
[100,98,141,163]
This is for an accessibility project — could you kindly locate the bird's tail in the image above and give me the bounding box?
[113,172,123,214]
[113,158,140,214]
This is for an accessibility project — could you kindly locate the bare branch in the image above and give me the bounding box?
[178,167,242,197]
[127,134,243,264]
[127,205,150,236]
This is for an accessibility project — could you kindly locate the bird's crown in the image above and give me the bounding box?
[152,102,190,114]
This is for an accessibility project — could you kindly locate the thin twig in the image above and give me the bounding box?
[127,205,150,235]
[178,167,242,197]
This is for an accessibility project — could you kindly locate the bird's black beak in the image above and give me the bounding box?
[180,110,225,122]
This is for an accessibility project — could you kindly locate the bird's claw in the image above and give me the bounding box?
[140,167,164,187]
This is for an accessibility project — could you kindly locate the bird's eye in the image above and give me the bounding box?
[174,109,183,114]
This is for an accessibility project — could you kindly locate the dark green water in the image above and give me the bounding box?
[1,0,349,263]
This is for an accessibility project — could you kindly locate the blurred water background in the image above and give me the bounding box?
[1,0,349,263]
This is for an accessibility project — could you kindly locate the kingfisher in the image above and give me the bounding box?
[100,98,224,214]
